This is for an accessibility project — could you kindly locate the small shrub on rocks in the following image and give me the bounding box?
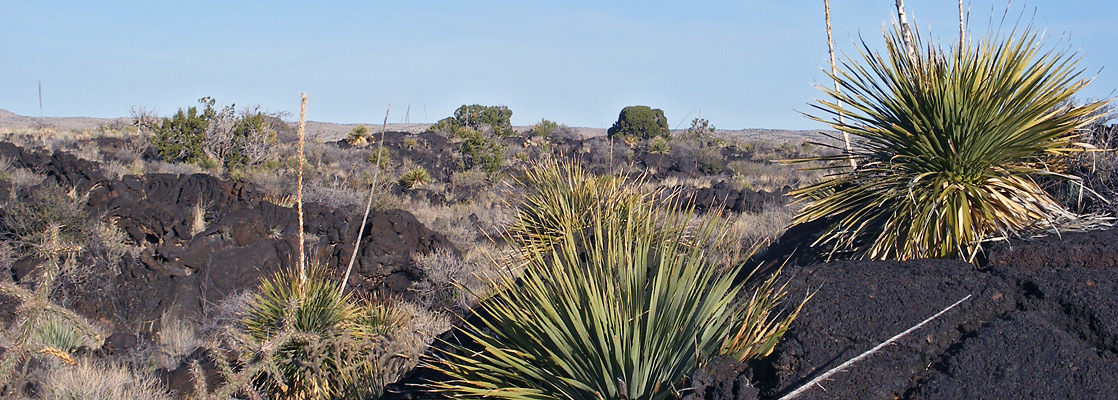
[399,166,432,189]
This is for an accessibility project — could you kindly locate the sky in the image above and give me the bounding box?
[2,1,1115,130]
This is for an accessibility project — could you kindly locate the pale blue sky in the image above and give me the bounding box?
[2,1,1115,130]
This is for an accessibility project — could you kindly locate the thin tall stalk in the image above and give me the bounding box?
[296,94,308,285]
[895,0,917,60]
[824,0,856,169]
[340,104,391,298]
[959,0,966,45]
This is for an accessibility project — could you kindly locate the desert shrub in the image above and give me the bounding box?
[648,135,671,154]
[347,125,371,147]
[684,117,716,140]
[151,101,211,164]
[790,23,1109,262]
[1058,105,1118,214]
[427,104,515,137]
[241,264,393,399]
[430,161,804,399]
[150,98,278,171]
[696,146,724,174]
[399,166,432,189]
[367,147,392,170]
[608,105,670,140]
[0,182,90,252]
[412,248,475,312]
[456,129,505,178]
[226,107,279,169]
[529,119,560,137]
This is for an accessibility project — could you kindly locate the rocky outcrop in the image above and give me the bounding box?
[675,180,788,214]
[0,142,457,333]
[702,228,1118,399]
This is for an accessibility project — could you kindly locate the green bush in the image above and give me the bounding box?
[430,161,804,399]
[684,117,716,140]
[608,105,670,140]
[529,119,559,137]
[426,117,460,134]
[427,104,515,137]
[457,129,505,178]
[398,166,432,189]
[151,100,212,164]
[790,23,1108,262]
[149,98,277,170]
[367,147,392,170]
[648,135,671,154]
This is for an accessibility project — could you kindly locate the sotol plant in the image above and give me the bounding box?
[430,161,804,399]
[791,22,1109,262]
[398,166,431,189]
[240,264,392,399]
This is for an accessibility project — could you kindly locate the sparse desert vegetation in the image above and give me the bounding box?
[0,100,823,399]
[0,3,1116,400]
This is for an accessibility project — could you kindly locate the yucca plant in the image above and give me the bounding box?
[791,21,1110,262]
[398,166,432,189]
[241,264,386,399]
[346,125,370,147]
[430,161,804,399]
[32,315,85,355]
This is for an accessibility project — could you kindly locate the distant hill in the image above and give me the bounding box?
[0,108,834,144]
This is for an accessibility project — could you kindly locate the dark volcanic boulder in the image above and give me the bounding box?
[0,141,106,192]
[740,229,1118,399]
[675,181,787,215]
[759,259,1014,399]
[86,181,456,329]
[0,141,457,334]
[914,311,1118,399]
[987,229,1118,360]
[684,357,760,400]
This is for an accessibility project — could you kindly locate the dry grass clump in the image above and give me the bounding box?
[38,360,172,400]
[727,204,799,249]
[1,125,132,153]
[0,182,91,256]
[89,217,137,268]
[411,245,509,313]
[153,309,204,371]
[403,186,515,249]
[3,167,46,199]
